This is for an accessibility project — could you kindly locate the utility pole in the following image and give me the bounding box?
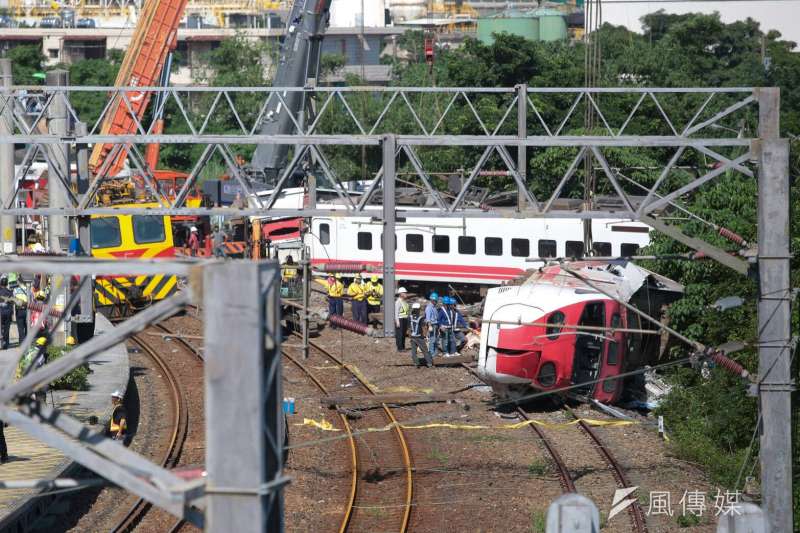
[46,70,70,253]
[0,59,15,255]
[302,173,315,360]
[204,261,284,532]
[516,83,527,212]
[756,87,793,532]
[382,134,396,337]
[73,121,94,340]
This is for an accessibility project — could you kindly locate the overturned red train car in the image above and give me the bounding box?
[477,261,683,404]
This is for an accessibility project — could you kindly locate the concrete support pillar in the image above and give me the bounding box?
[0,59,15,255]
[46,70,70,253]
[756,87,793,533]
[203,261,283,532]
[382,134,396,337]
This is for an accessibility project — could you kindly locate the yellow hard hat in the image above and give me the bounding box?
[66,336,77,346]
[35,337,47,346]
[334,273,342,279]
[371,275,378,283]
[354,273,361,279]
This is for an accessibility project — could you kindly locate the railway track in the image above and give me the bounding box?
[460,363,576,492]
[565,405,649,533]
[109,321,204,533]
[110,329,189,533]
[461,363,646,533]
[284,335,413,533]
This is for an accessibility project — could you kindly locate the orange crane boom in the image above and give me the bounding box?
[89,0,189,177]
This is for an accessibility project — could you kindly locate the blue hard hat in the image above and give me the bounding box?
[429,292,438,301]
[442,296,451,304]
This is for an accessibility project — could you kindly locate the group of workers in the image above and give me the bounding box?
[320,272,384,326]
[186,225,227,258]
[283,260,471,370]
[401,291,468,368]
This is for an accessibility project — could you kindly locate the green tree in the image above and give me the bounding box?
[64,51,124,126]
[6,45,45,85]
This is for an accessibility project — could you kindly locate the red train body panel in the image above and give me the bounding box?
[477,261,682,404]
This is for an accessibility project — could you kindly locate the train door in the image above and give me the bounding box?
[571,301,606,396]
[593,303,625,403]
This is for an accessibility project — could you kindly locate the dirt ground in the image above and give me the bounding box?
[281,294,719,532]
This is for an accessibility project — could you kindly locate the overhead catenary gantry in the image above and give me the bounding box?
[0,84,792,532]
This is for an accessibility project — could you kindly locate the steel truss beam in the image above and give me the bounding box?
[0,85,757,220]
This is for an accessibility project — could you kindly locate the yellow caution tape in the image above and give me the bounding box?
[297,418,341,432]
[343,363,380,393]
[382,386,435,394]
[295,417,635,433]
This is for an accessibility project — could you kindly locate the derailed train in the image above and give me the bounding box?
[477,261,683,403]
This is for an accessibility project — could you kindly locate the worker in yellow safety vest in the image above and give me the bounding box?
[281,255,298,282]
[395,287,409,351]
[347,273,368,324]
[325,274,344,327]
[365,275,383,325]
[109,390,128,441]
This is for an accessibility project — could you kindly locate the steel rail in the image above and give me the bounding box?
[282,351,359,533]
[110,331,189,533]
[565,406,648,533]
[150,320,205,533]
[291,333,413,533]
[459,363,576,493]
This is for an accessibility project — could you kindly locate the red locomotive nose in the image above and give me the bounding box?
[495,348,542,381]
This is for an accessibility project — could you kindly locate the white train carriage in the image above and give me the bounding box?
[309,211,652,287]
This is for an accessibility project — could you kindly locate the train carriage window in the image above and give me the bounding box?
[546,311,565,340]
[607,342,619,365]
[458,236,476,255]
[484,237,502,256]
[592,242,611,256]
[357,231,372,250]
[565,240,584,258]
[433,235,450,253]
[621,243,639,257]
[90,217,121,249]
[406,233,423,252]
[511,238,530,257]
[538,239,557,258]
[132,215,166,245]
[319,223,330,245]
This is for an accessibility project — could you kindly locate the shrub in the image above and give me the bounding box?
[46,346,90,391]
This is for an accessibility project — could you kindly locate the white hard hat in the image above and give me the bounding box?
[397,287,407,294]
[111,390,123,399]
[411,303,421,309]
[190,226,198,232]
